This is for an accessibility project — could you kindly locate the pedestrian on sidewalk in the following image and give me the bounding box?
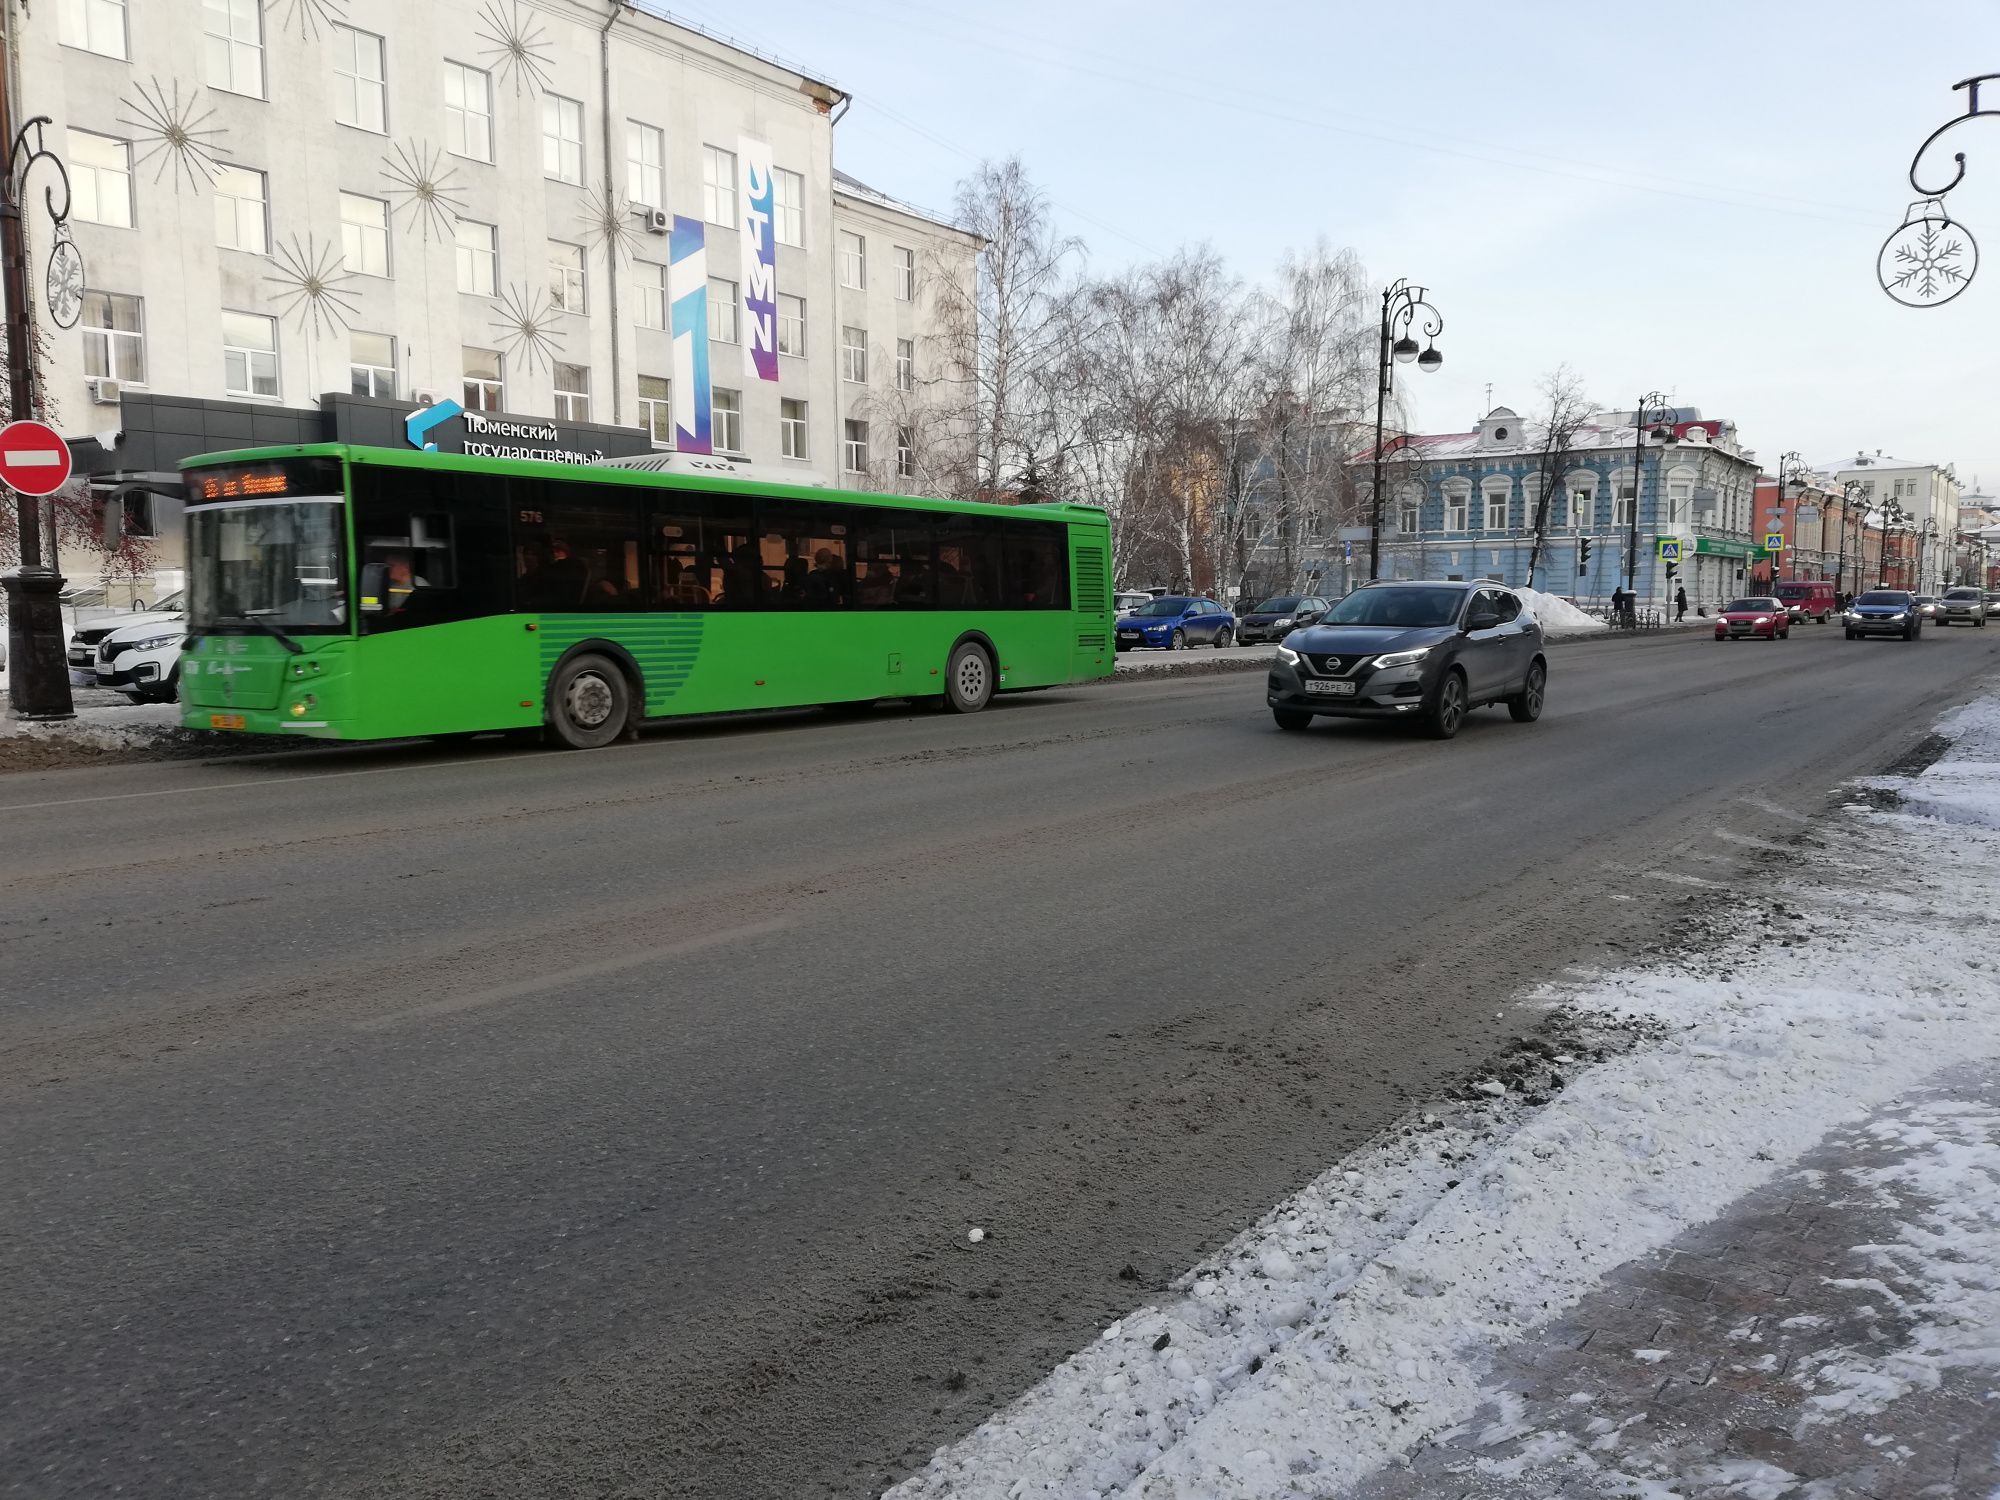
[1675,584,1688,622]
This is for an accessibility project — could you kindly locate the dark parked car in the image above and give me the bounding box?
[1113,595,1237,650]
[1236,594,1331,645]
[1845,589,1923,640]
[1265,580,1546,740]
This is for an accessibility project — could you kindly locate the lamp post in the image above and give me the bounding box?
[1625,393,1678,606]
[1839,480,1869,600]
[1368,279,1443,581]
[1770,450,1808,588]
[1878,499,1908,588]
[1920,516,1941,591]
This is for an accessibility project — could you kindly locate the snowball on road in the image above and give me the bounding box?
[889,689,2000,1500]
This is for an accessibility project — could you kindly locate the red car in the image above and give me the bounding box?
[1715,596,1791,641]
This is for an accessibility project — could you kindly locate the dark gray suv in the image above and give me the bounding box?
[1265,581,1547,740]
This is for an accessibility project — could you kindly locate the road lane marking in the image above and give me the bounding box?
[352,915,795,1030]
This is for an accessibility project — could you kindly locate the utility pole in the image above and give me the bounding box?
[0,25,75,720]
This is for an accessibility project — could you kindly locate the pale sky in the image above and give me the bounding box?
[676,0,2000,494]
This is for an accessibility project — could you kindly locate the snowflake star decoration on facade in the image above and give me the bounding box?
[1879,201,1979,308]
[116,77,230,194]
[266,235,361,338]
[475,0,556,96]
[489,284,566,376]
[262,0,347,42]
[381,140,468,241]
[578,188,642,264]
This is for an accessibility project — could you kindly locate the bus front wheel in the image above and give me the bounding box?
[549,653,633,750]
[943,641,994,713]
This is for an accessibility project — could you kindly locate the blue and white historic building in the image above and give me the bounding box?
[1356,406,1765,610]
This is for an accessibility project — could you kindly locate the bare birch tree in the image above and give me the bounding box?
[1524,366,1596,590]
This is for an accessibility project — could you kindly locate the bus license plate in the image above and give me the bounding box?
[209,713,246,730]
[1305,680,1356,696]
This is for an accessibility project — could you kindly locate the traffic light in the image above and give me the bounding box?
[1578,538,1593,576]
[1665,560,1679,582]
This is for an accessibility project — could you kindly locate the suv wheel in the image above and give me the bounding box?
[1507,660,1545,723]
[1424,668,1467,740]
[1272,707,1312,732]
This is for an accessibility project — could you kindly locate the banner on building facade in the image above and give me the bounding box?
[740,136,779,383]
[669,215,712,454]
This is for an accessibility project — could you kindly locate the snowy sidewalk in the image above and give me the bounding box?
[1351,1059,2000,1499]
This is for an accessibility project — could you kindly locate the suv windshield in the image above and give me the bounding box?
[1325,586,1464,629]
[1855,591,1910,607]
[187,500,348,637]
[1253,596,1302,613]
[1134,597,1193,616]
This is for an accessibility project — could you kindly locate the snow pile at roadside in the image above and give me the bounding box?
[1512,586,1604,635]
[0,699,186,751]
[889,693,2000,1499]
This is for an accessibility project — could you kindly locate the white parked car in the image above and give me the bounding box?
[91,594,188,703]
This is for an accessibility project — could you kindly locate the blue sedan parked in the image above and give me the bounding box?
[1114,595,1237,650]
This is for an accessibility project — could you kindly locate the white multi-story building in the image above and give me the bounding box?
[1828,451,1961,540]
[20,0,976,515]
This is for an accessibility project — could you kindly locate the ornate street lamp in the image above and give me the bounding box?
[1878,499,1909,588]
[1625,393,1678,601]
[1839,480,1870,600]
[1882,75,1998,307]
[1771,450,1810,587]
[1368,279,1443,581]
[1921,516,1942,592]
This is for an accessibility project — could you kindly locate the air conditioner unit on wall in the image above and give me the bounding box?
[644,208,670,235]
[86,377,121,405]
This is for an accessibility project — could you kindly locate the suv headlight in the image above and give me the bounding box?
[1373,647,1432,669]
[117,633,180,653]
[1276,644,1302,666]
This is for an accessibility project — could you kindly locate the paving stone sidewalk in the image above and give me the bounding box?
[1352,1061,2000,1499]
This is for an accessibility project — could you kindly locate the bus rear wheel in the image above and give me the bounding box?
[549,652,633,749]
[943,641,994,713]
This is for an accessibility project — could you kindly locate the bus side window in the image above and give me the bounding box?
[935,519,1002,609]
[1004,524,1068,610]
[760,501,852,610]
[652,492,755,611]
[351,470,508,633]
[516,481,643,611]
[852,509,934,609]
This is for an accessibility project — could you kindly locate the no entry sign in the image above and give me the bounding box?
[0,420,72,495]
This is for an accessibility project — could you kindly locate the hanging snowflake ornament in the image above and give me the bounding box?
[116,77,230,193]
[381,139,468,241]
[488,284,565,376]
[578,187,642,264]
[475,0,556,96]
[1879,199,1978,308]
[262,0,347,42]
[266,234,361,338]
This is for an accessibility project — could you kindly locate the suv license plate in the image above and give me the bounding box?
[209,713,246,730]
[1305,679,1356,696]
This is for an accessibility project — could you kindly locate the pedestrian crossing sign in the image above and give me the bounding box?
[1764,531,1785,551]
[1657,539,1682,562]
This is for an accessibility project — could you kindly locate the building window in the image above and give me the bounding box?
[838,230,865,289]
[843,418,869,474]
[897,425,915,479]
[455,219,497,295]
[894,246,916,301]
[60,0,127,59]
[542,93,583,184]
[638,374,671,446]
[777,293,806,357]
[339,192,390,276]
[463,346,503,411]
[1567,478,1595,529]
[444,62,493,162]
[81,291,144,383]
[842,326,867,384]
[773,167,804,246]
[635,260,667,330]
[1444,480,1470,531]
[204,0,263,98]
[781,398,808,459]
[548,240,586,313]
[708,277,738,344]
[1482,480,1509,531]
[553,362,589,422]
[69,130,132,229]
[1397,486,1421,534]
[222,310,279,399]
[712,387,742,452]
[332,25,386,133]
[627,121,663,208]
[895,337,914,392]
[702,145,736,226]
[350,331,395,397]
[1614,483,1636,527]
[214,165,268,254]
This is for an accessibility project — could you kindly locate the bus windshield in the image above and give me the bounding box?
[187,499,348,636]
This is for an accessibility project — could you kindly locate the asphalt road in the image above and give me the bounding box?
[3,621,1996,1499]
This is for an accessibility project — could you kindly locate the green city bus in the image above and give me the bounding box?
[176,445,1114,748]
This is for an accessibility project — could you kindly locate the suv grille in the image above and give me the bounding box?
[1309,653,1364,676]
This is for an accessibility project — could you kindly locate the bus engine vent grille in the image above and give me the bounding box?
[1073,545,1108,614]
[1076,633,1106,650]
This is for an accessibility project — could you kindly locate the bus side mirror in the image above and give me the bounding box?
[359,562,387,613]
